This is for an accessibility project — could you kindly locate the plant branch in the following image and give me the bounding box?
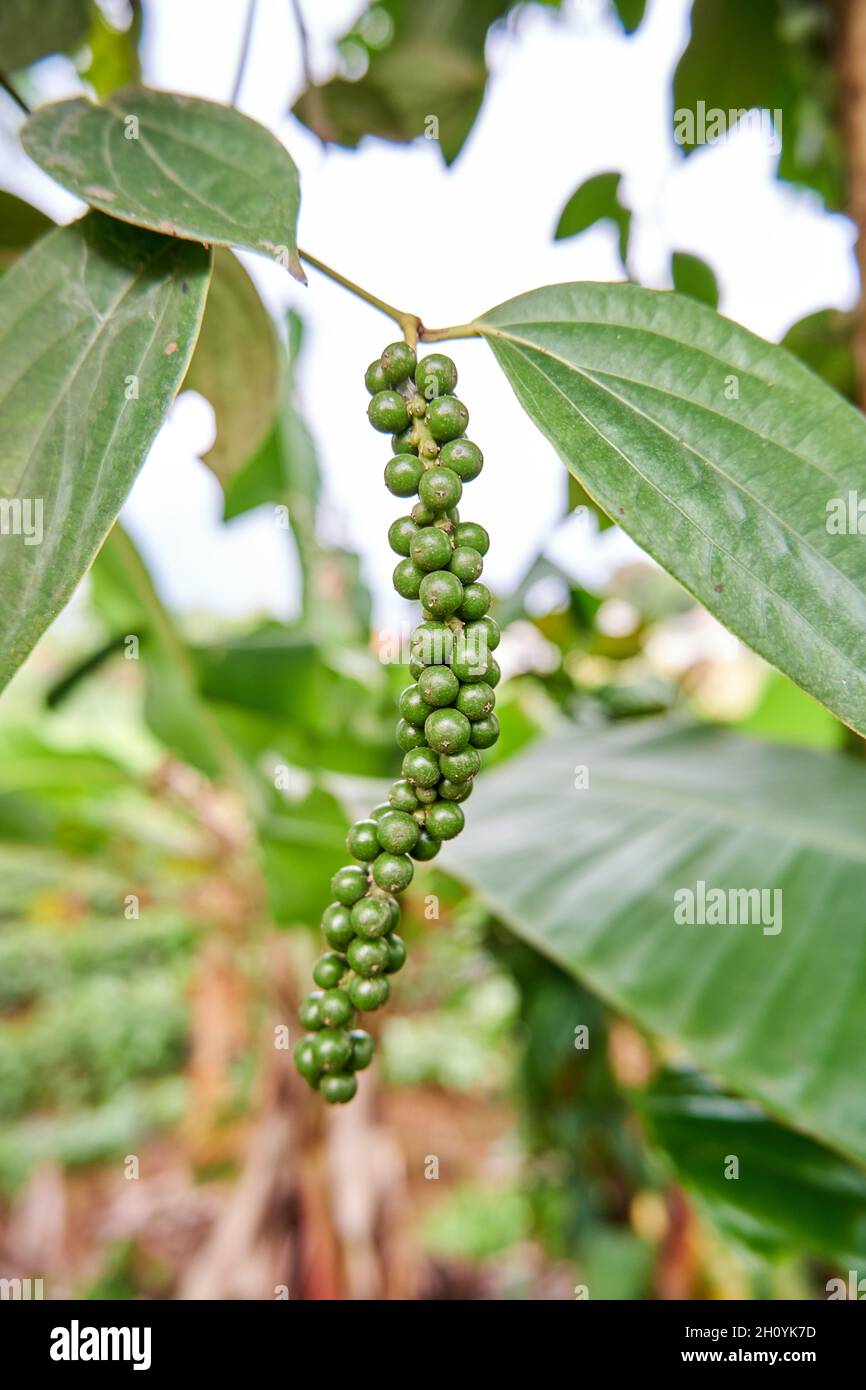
[231,0,257,107]
[0,71,30,115]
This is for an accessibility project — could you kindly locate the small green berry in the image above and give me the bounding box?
[294,1036,320,1084]
[438,776,473,802]
[320,988,354,1028]
[347,936,390,977]
[426,396,469,443]
[369,803,391,821]
[385,896,400,929]
[425,707,471,754]
[396,718,426,752]
[313,1027,352,1071]
[417,663,459,707]
[320,1071,358,1103]
[346,818,380,861]
[321,903,355,952]
[402,746,441,787]
[349,1029,375,1070]
[385,453,423,498]
[399,685,436,726]
[388,515,418,556]
[313,952,347,989]
[377,809,420,854]
[384,934,407,973]
[455,682,495,720]
[410,526,453,573]
[487,658,501,688]
[330,865,368,906]
[415,785,438,804]
[426,800,465,840]
[439,747,481,781]
[381,341,417,385]
[418,466,462,513]
[449,546,483,583]
[470,714,500,748]
[393,558,424,599]
[453,521,489,554]
[369,390,410,433]
[411,500,437,525]
[349,975,390,1011]
[373,851,414,893]
[411,828,441,860]
[415,353,458,400]
[456,582,491,622]
[418,570,464,618]
[389,777,420,812]
[391,426,418,455]
[350,896,392,939]
[464,615,500,652]
[299,991,325,1031]
[452,643,493,682]
[365,359,389,394]
[410,621,454,668]
[439,438,483,482]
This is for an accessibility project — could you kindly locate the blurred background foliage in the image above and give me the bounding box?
[0,0,864,1300]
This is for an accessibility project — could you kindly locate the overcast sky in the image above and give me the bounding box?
[4,0,858,629]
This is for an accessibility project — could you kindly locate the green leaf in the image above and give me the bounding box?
[260,783,349,928]
[477,281,866,737]
[21,86,304,280]
[184,248,278,486]
[670,250,719,308]
[449,719,866,1164]
[0,0,89,71]
[80,2,142,99]
[0,213,211,692]
[0,192,53,267]
[639,1069,866,1265]
[610,0,647,36]
[293,0,513,165]
[782,308,856,403]
[554,171,631,268]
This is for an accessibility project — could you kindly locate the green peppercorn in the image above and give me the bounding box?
[487,658,501,688]
[456,582,491,622]
[331,865,368,906]
[313,952,347,989]
[426,800,465,840]
[348,936,390,977]
[384,934,407,973]
[410,620,454,668]
[393,558,424,600]
[470,714,500,748]
[319,988,354,1028]
[294,1036,320,1085]
[377,809,420,854]
[320,1071,358,1104]
[373,851,414,893]
[313,1027,353,1071]
[419,570,464,618]
[396,718,426,752]
[346,818,380,861]
[349,975,390,1011]
[455,682,495,720]
[425,707,471,754]
[381,341,417,385]
[350,896,392,939]
[410,526,453,573]
[385,453,423,498]
[411,500,437,525]
[439,438,483,482]
[411,828,441,861]
[453,521,489,554]
[369,390,410,433]
[385,896,400,929]
[438,776,474,802]
[418,466,462,513]
[415,353,458,399]
[299,991,325,1031]
[388,515,418,556]
[427,396,469,443]
[389,777,421,812]
[391,426,419,455]
[439,747,481,781]
[399,685,435,726]
[452,644,493,683]
[417,663,459,707]
[349,1029,375,1071]
[364,359,389,394]
[369,803,391,821]
[449,546,483,583]
[402,746,442,788]
[321,903,355,952]
[415,785,438,805]
[464,615,500,652]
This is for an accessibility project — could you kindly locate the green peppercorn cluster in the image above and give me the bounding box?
[294,342,500,1103]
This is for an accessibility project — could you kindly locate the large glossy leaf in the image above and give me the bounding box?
[183,248,278,486]
[0,213,210,691]
[21,87,304,280]
[477,282,866,737]
[639,1069,866,1265]
[448,719,866,1164]
[0,192,53,267]
[0,0,89,71]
